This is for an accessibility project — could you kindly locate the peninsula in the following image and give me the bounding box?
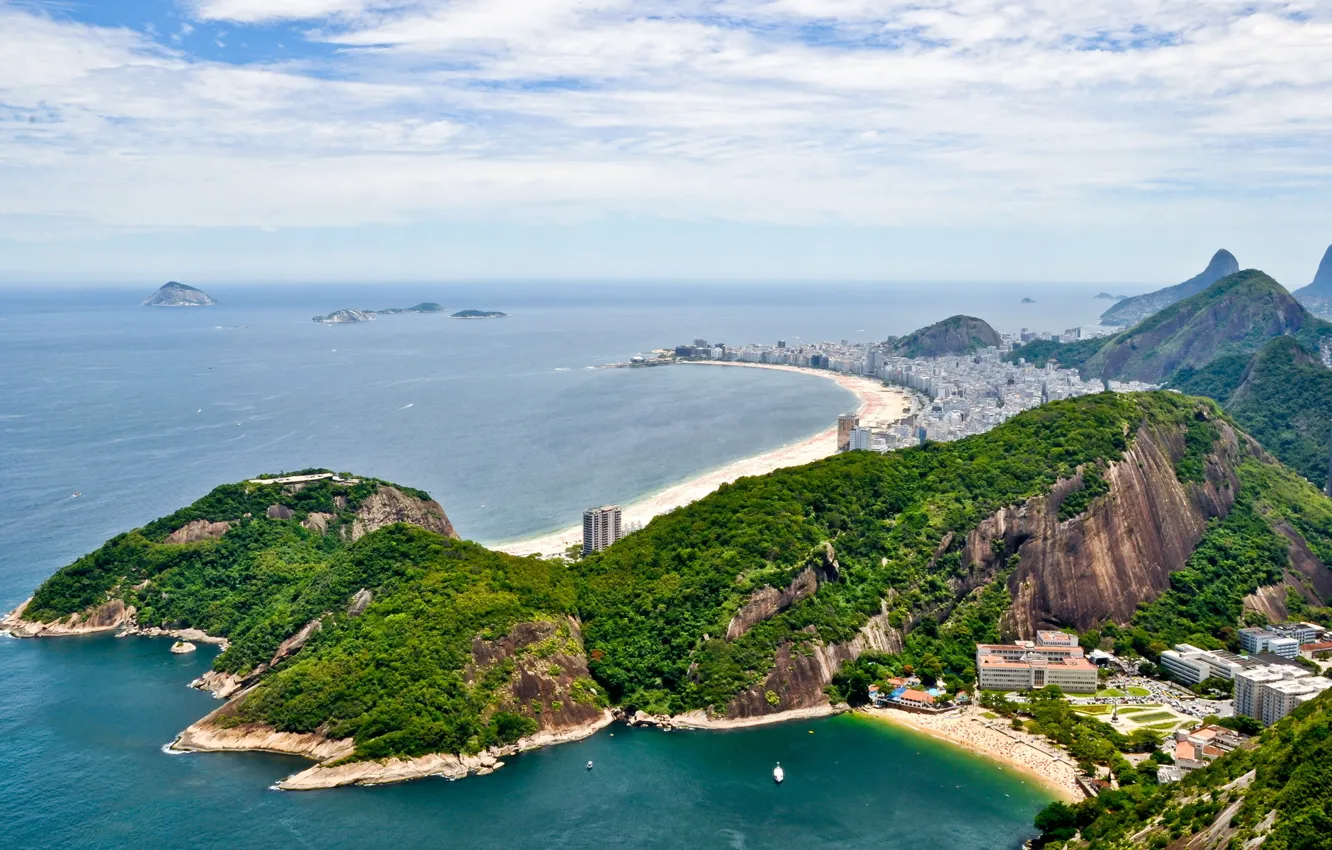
[7,391,1332,817]
[144,281,216,308]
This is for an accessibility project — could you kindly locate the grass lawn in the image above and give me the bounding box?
[1096,688,1126,697]
[1127,687,1151,697]
[981,712,998,719]
[1145,722,1182,732]
[1117,706,1162,714]
[1129,711,1176,724]
[1072,705,1113,715]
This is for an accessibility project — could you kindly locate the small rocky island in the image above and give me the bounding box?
[376,303,446,315]
[313,309,376,324]
[145,282,216,308]
[452,309,508,319]
[1094,292,1128,300]
[313,304,453,323]
[1020,297,1036,304]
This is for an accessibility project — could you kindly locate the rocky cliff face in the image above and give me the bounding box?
[466,617,605,734]
[1293,244,1332,299]
[164,519,232,544]
[998,418,1240,635]
[347,486,458,542]
[725,543,841,640]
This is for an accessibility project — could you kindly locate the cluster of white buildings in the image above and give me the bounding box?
[659,333,1153,453]
[975,631,1100,694]
[1158,623,1331,727]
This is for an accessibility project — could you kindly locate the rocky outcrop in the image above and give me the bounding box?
[998,418,1241,636]
[274,712,613,790]
[266,504,294,520]
[302,512,335,534]
[1242,521,1332,622]
[347,486,458,542]
[722,608,904,719]
[268,616,323,668]
[466,618,605,734]
[2,598,133,637]
[164,519,231,544]
[347,588,373,617]
[172,706,356,763]
[725,543,841,640]
[189,669,247,699]
[170,641,197,654]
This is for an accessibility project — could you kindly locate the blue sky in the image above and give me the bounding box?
[1,0,1330,285]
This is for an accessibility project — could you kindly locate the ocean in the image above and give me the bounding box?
[0,281,1113,848]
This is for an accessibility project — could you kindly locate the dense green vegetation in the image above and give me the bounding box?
[1224,336,1332,491]
[233,527,577,760]
[888,314,1002,358]
[1034,692,1332,849]
[575,393,1211,714]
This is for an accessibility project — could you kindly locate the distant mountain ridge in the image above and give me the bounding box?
[888,315,1001,357]
[1100,249,1239,327]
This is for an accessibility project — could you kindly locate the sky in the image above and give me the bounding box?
[1,0,1330,286]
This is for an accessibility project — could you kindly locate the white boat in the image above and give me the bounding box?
[586,761,594,770]
[773,762,784,784]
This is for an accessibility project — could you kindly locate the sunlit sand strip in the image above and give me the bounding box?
[494,363,913,558]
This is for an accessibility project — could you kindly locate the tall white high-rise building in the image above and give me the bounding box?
[582,505,623,555]
[1234,663,1332,726]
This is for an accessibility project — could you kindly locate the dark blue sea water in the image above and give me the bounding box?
[0,282,1104,849]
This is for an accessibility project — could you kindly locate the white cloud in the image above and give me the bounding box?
[1,0,1331,278]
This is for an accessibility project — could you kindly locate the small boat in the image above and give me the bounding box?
[71,492,82,498]
[773,762,784,784]
[586,761,594,770]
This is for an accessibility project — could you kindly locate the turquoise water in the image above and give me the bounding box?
[0,283,1095,848]
[0,635,1052,849]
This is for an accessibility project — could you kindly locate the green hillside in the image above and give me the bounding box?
[889,314,1002,358]
[1034,691,1332,849]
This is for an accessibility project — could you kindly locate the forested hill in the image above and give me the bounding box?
[10,393,1332,776]
[888,314,1002,357]
[1033,691,1332,849]
[1083,270,1329,385]
[1010,270,1332,386]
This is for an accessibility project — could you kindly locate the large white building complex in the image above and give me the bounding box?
[1238,623,1324,657]
[975,631,1099,693]
[1234,663,1332,726]
[582,505,623,555]
[1159,644,1250,685]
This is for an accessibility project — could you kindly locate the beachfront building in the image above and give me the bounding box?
[849,427,873,451]
[1234,663,1332,726]
[975,634,1098,693]
[1158,644,1249,686]
[582,505,623,555]
[837,413,859,452]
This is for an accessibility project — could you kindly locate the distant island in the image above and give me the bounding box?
[144,282,216,308]
[1020,297,1036,304]
[452,309,508,319]
[374,303,446,315]
[1094,292,1127,300]
[313,309,375,324]
[312,304,455,323]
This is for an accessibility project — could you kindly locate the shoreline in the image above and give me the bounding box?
[494,362,912,557]
[857,705,1082,803]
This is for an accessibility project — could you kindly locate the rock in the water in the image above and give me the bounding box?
[171,640,197,654]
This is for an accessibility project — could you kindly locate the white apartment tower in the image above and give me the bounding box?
[582,505,623,555]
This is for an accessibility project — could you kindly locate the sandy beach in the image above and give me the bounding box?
[859,705,1083,802]
[495,362,913,557]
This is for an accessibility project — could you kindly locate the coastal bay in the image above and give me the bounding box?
[496,363,913,557]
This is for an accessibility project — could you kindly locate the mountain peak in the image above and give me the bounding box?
[1100,249,1239,327]
[889,314,1001,358]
